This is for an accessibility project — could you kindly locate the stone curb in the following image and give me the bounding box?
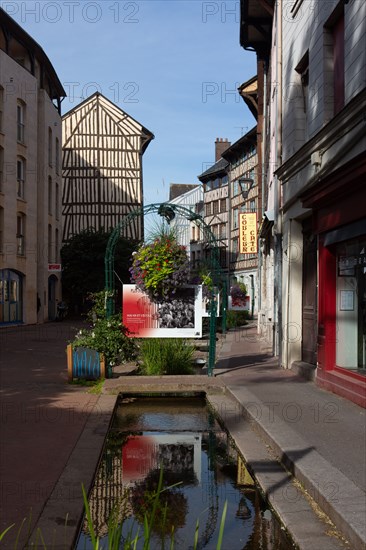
[206,393,349,550]
[225,385,366,550]
[26,394,118,549]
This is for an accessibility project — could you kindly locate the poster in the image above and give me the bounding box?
[239,213,257,254]
[122,433,201,485]
[123,284,202,338]
[202,289,220,317]
[228,295,250,311]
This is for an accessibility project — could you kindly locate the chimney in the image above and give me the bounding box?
[215,137,231,161]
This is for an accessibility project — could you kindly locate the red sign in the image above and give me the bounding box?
[48,264,61,272]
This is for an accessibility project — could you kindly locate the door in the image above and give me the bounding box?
[302,226,318,365]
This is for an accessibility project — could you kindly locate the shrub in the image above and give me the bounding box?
[71,291,137,367]
[139,338,195,375]
[226,310,250,329]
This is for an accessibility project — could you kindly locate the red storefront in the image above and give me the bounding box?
[302,153,366,408]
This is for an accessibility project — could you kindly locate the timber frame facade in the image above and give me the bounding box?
[62,93,154,242]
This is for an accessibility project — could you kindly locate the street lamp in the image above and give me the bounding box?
[238,177,254,200]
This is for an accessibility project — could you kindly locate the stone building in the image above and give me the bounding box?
[0,8,65,324]
[240,0,366,406]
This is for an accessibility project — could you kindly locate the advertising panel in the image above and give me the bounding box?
[239,213,257,254]
[123,284,202,338]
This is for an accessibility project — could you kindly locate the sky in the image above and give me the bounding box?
[4,0,257,205]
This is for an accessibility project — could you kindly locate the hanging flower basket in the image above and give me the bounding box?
[129,232,190,299]
[230,283,247,301]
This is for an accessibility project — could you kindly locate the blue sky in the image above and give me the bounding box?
[4,0,257,204]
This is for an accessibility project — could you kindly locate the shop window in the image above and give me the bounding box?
[336,238,366,370]
[0,269,23,323]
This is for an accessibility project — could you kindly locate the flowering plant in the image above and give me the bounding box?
[129,230,190,299]
[230,282,247,300]
[190,268,214,300]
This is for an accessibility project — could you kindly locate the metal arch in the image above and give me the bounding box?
[104,202,226,376]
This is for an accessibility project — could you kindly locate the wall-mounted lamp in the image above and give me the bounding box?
[238,177,254,199]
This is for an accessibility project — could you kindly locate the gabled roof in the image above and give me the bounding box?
[62,92,154,153]
[169,184,200,201]
[198,157,229,182]
[238,76,258,120]
[221,126,257,162]
[240,0,274,58]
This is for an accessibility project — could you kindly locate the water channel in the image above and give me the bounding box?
[77,396,296,549]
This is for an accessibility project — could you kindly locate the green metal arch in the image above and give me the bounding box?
[104,202,227,376]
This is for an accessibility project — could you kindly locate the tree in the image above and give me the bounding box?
[61,229,139,313]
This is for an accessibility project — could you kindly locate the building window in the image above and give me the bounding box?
[332,14,345,114]
[220,199,227,213]
[48,177,52,215]
[55,228,59,260]
[233,180,239,197]
[250,200,256,212]
[0,147,3,192]
[0,86,3,133]
[17,158,25,199]
[0,207,3,253]
[205,202,212,216]
[221,175,228,186]
[48,128,52,166]
[213,200,219,214]
[55,137,60,175]
[219,248,227,268]
[233,208,239,229]
[55,183,59,220]
[48,224,52,262]
[16,213,25,255]
[220,223,227,239]
[17,102,25,143]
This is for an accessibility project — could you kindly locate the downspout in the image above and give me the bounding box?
[274,0,283,360]
[286,219,292,368]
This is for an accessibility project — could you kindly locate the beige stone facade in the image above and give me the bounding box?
[0,9,65,324]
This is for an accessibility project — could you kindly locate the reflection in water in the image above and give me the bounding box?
[78,397,294,549]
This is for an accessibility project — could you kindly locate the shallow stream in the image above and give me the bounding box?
[77,396,295,549]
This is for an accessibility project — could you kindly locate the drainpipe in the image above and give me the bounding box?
[274,0,283,360]
[286,219,292,368]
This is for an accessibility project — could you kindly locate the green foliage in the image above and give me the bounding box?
[71,291,137,367]
[61,228,139,312]
[226,310,250,329]
[130,226,189,299]
[139,338,195,375]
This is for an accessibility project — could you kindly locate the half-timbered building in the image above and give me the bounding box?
[62,93,154,242]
